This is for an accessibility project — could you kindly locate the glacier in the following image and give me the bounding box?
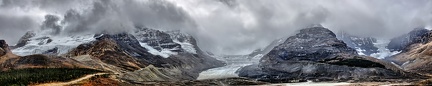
[12,31,95,56]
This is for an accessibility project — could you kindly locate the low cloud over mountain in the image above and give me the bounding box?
[1,0,432,55]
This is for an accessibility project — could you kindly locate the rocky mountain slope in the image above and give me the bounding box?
[387,28,431,52]
[238,26,425,83]
[4,26,224,84]
[63,27,223,82]
[385,28,432,75]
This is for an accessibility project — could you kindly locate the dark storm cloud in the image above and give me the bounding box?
[1,0,432,55]
[0,0,196,40]
[58,0,195,35]
[168,0,432,54]
[41,15,61,35]
[0,14,38,45]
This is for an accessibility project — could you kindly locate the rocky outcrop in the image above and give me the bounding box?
[238,26,424,83]
[387,28,431,52]
[0,40,9,56]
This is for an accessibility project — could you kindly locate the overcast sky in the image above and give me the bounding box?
[0,0,432,55]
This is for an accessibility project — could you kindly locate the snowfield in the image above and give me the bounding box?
[12,33,95,56]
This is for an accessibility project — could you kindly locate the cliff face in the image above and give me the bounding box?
[238,26,424,83]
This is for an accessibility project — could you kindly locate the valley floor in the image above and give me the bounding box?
[33,73,108,86]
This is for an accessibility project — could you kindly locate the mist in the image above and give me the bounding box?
[0,0,432,55]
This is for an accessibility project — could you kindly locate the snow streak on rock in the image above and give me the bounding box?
[139,42,177,58]
[173,39,196,54]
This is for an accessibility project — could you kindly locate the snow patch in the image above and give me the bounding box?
[355,47,366,55]
[249,54,264,60]
[139,43,177,58]
[94,34,104,38]
[173,39,197,54]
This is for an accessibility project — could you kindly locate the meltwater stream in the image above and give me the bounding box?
[197,55,262,80]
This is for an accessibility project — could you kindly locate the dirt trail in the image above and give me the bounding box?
[33,73,107,86]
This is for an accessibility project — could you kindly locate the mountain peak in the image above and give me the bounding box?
[296,26,337,39]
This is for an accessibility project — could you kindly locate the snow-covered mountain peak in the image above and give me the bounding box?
[11,26,200,59]
[133,27,197,55]
[12,30,96,56]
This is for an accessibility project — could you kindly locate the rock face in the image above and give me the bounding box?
[386,28,432,75]
[14,31,36,48]
[137,77,269,86]
[134,27,183,53]
[338,32,379,55]
[66,27,224,82]
[265,27,358,61]
[387,28,431,52]
[0,40,8,56]
[390,42,432,75]
[238,26,423,83]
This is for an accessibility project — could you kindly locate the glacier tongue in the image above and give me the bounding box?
[370,39,401,59]
[338,33,401,59]
[12,33,95,56]
[197,54,263,80]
